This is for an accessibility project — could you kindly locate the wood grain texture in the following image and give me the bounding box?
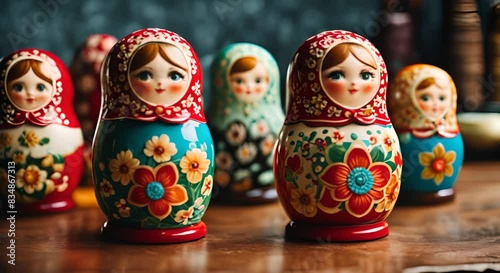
[0,161,499,273]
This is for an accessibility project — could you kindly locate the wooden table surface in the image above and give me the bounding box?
[1,161,499,273]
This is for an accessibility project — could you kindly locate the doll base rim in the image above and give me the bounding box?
[397,188,455,206]
[285,220,389,242]
[101,221,207,244]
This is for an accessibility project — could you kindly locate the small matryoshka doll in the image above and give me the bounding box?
[273,30,402,242]
[70,34,117,186]
[93,28,214,243]
[208,43,284,204]
[387,64,463,205]
[0,48,84,213]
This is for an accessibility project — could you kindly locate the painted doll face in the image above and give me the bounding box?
[229,61,269,104]
[414,81,451,120]
[7,61,54,111]
[321,44,379,109]
[129,43,189,106]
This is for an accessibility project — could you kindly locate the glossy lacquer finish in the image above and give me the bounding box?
[208,43,284,204]
[388,64,464,205]
[92,28,214,243]
[273,30,402,242]
[0,48,84,214]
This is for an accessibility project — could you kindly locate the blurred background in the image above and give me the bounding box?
[1,0,500,157]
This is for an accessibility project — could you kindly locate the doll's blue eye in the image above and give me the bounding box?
[420,95,429,102]
[439,96,446,101]
[255,77,262,84]
[169,71,184,81]
[13,84,23,92]
[234,78,244,84]
[37,84,46,92]
[136,71,152,81]
[360,72,374,80]
[328,71,343,80]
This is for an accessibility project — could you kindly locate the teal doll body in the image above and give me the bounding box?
[92,28,214,243]
[398,133,463,195]
[208,43,284,204]
[93,119,213,229]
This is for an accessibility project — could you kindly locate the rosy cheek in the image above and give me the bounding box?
[131,81,151,95]
[168,82,185,94]
[323,81,344,95]
[255,86,263,94]
[36,93,48,101]
[9,92,24,107]
[418,102,429,112]
[9,92,23,103]
[9,92,22,99]
[361,83,375,94]
[232,86,243,94]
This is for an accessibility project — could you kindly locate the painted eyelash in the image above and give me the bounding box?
[135,70,152,76]
[169,71,185,78]
[326,70,344,78]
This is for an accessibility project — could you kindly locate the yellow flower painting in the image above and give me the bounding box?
[419,143,456,185]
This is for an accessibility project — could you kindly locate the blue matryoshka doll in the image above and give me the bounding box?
[92,28,215,243]
[388,64,464,205]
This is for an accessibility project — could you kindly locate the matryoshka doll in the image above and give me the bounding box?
[273,30,402,242]
[387,64,463,205]
[70,34,117,187]
[0,49,84,213]
[208,43,284,204]
[93,28,214,243]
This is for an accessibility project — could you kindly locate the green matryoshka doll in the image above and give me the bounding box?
[208,43,284,204]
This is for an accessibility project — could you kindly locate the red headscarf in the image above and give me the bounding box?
[0,48,79,129]
[285,30,391,127]
[100,28,205,124]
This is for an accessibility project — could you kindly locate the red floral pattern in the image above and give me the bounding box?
[127,162,188,220]
[319,146,391,217]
